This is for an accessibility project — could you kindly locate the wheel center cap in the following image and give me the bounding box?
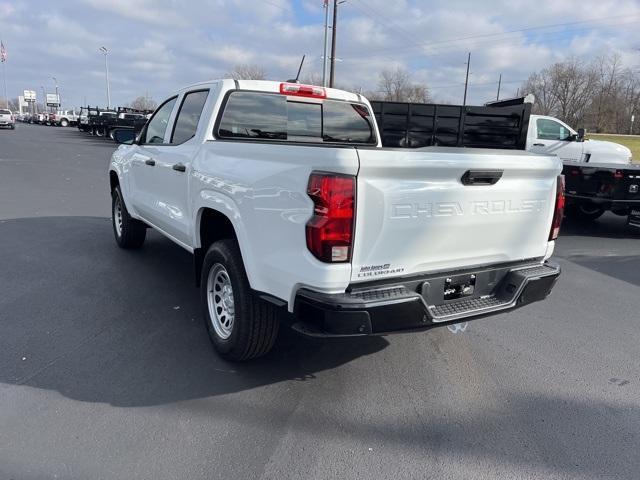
[222,285,234,311]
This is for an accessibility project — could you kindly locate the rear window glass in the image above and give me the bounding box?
[217,91,376,145]
[0,109,11,114]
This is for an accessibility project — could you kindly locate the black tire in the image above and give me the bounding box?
[566,204,605,221]
[111,185,146,249]
[95,127,105,137]
[201,239,279,361]
[60,118,69,127]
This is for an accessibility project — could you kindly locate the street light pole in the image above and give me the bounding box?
[99,47,111,109]
[41,86,45,113]
[52,76,59,109]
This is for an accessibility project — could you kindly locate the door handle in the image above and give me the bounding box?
[172,163,186,172]
[533,143,546,147]
[461,170,503,186]
[145,159,156,166]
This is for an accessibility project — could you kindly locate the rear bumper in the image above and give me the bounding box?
[566,194,640,206]
[293,261,560,337]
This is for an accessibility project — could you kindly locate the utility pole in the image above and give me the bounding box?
[99,47,111,109]
[322,0,330,87]
[496,73,502,101]
[631,113,635,135]
[462,52,471,106]
[329,0,342,88]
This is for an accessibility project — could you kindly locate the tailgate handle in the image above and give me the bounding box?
[461,170,503,186]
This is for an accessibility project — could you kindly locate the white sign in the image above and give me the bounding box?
[23,90,36,102]
[46,93,60,107]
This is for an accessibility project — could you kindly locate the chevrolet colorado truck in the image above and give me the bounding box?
[108,80,564,361]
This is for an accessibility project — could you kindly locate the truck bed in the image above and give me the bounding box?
[370,100,531,150]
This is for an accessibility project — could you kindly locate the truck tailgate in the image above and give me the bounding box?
[352,147,562,282]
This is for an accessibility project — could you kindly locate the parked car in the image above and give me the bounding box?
[108,80,564,361]
[0,108,16,130]
[50,110,79,127]
[0,109,15,129]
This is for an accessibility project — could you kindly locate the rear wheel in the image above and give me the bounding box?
[201,239,279,361]
[567,204,605,221]
[111,186,146,249]
[60,118,69,127]
[95,127,105,137]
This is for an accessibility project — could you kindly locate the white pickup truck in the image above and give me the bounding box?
[108,80,564,361]
[0,109,15,129]
[527,114,633,164]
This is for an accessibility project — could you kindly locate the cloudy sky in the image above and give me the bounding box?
[1,0,639,109]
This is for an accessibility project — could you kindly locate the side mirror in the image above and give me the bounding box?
[113,128,136,145]
[577,128,586,142]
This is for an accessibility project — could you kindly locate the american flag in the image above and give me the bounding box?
[0,41,6,63]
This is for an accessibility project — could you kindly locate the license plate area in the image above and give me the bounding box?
[444,274,476,301]
[421,267,510,307]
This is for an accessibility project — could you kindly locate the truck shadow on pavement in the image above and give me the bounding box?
[560,212,640,239]
[0,216,388,407]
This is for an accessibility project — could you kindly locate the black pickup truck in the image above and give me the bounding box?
[100,107,151,139]
[82,106,150,139]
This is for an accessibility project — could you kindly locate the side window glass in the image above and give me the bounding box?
[537,118,570,141]
[142,97,177,144]
[171,90,209,144]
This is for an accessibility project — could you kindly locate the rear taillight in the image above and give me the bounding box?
[306,172,355,263]
[549,175,565,241]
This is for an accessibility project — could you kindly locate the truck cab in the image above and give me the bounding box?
[527,114,632,164]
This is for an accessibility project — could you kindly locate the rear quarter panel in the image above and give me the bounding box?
[191,141,360,308]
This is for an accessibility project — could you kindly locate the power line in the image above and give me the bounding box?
[340,17,640,66]
[349,0,422,49]
[340,15,640,61]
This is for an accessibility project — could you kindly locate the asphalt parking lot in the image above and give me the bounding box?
[1,124,639,480]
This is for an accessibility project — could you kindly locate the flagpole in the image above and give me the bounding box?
[2,61,7,109]
[1,41,7,108]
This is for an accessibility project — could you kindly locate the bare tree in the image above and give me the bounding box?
[548,58,598,126]
[522,70,557,116]
[372,67,431,103]
[523,53,639,133]
[225,64,267,80]
[522,58,597,126]
[300,72,324,86]
[128,96,157,111]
